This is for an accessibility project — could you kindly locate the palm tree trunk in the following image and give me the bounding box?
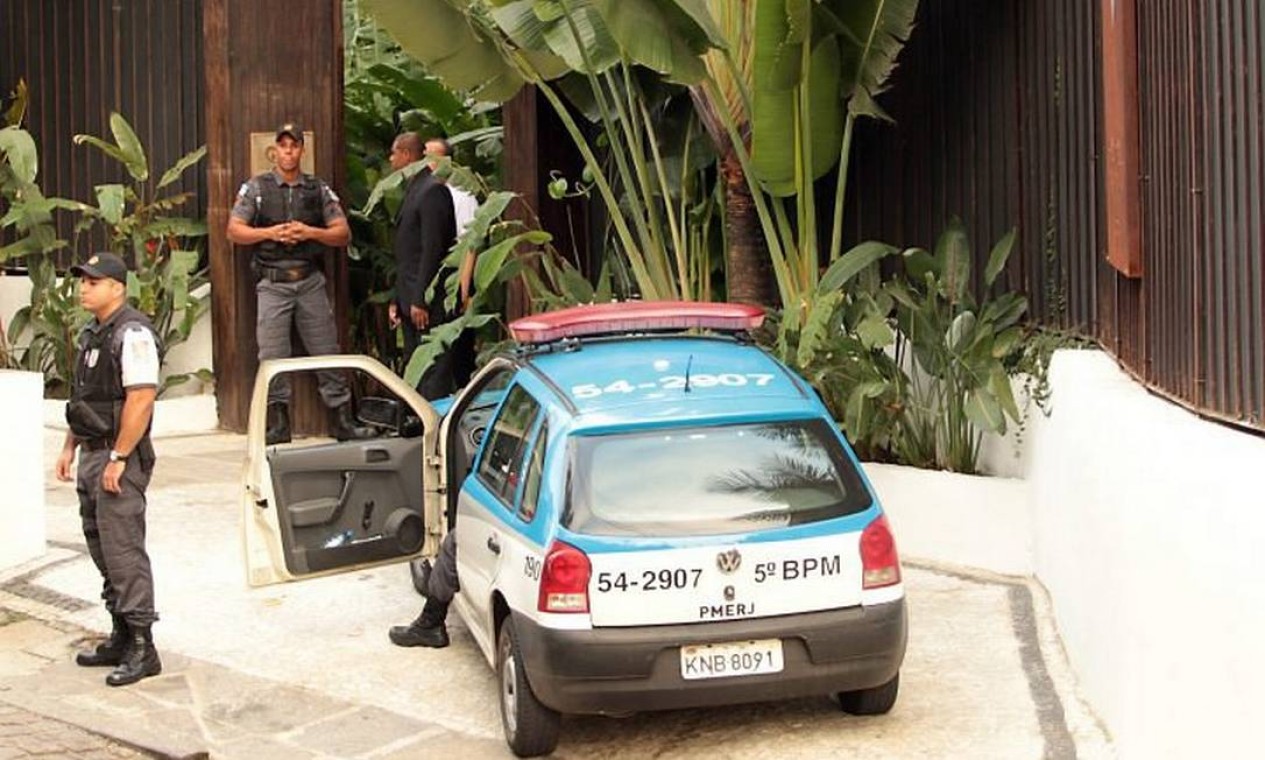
[720,150,774,307]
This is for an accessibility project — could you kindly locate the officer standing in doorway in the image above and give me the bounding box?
[226,122,372,444]
[55,252,162,687]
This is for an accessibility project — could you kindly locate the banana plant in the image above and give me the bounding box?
[886,219,1026,472]
[0,120,84,262]
[364,0,727,303]
[72,112,211,392]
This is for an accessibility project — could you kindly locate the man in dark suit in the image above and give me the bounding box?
[387,132,457,399]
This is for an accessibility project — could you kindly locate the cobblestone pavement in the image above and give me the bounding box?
[0,704,151,759]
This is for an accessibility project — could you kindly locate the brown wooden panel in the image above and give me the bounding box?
[501,85,593,320]
[1101,0,1144,278]
[0,0,206,264]
[204,0,346,432]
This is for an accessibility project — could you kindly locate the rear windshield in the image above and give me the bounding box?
[564,419,872,537]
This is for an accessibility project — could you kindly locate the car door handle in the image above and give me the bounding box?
[486,535,501,555]
[365,448,390,463]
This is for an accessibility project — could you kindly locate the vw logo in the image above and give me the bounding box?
[716,548,742,574]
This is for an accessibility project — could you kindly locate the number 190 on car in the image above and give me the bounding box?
[680,638,785,681]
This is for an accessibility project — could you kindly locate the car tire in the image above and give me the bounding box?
[838,672,899,716]
[497,618,561,757]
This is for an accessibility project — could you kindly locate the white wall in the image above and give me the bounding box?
[1028,350,1265,759]
[0,370,45,569]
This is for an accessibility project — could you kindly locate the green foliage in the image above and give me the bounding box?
[885,219,1028,472]
[6,256,84,394]
[365,0,726,304]
[1,79,81,374]
[71,112,210,395]
[343,1,504,370]
[401,186,560,388]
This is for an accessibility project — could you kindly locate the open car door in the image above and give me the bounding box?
[242,355,442,587]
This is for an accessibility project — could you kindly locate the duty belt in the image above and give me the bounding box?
[80,438,113,451]
[258,265,313,283]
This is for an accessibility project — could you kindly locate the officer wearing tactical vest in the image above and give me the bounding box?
[226,122,372,444]
[55,252,163,686]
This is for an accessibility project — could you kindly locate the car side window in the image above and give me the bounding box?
[476,384,542,507]
[517,423,547,523]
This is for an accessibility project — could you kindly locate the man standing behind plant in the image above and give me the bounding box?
[55,252,162,687]
[226,123,372,444]
[424,136,480,387]
[385,131,457,399]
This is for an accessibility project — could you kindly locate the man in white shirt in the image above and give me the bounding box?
[424,137,480,385]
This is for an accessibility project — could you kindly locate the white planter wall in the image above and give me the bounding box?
[1028,350,1265,759]
[0,370,46,569]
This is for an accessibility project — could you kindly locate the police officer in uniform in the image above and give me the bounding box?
[55,252,163,687]
[226,122,372,444]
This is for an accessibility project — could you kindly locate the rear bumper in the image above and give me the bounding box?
[513,599,907,715]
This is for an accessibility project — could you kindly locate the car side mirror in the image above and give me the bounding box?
[400,414,423,438]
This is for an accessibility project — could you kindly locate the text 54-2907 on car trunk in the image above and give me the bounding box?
[240,301,908,758]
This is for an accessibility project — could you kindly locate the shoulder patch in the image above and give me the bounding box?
[237,182,249,198]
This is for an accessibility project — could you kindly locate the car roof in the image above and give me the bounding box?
[520,335,817,427]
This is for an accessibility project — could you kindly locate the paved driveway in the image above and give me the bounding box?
[7,431,1111,758]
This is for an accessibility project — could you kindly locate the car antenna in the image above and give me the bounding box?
[684,354,693,393]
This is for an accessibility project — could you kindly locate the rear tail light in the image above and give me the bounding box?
[538,540,591,613]
[860,515,901,589]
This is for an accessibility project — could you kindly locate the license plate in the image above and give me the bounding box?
[680,638,784,680]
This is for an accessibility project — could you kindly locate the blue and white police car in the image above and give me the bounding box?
[241,301,907,757]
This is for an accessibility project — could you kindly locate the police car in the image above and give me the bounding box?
[241,301,907,757]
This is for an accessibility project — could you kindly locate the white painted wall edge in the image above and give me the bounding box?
[1028,348,1265,759]
[0,370,46,570]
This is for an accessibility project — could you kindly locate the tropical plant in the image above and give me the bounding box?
[72,112,211,393]
[6,255,83,394]
[362,151,570,385]
[1,79,80,264]
[362,0,729,304]
[343,1,504,366]
[886,219,1027,472]
[1,78,82,378]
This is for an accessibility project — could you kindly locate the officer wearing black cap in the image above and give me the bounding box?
[225,122,372,444]
[55,252,163,687]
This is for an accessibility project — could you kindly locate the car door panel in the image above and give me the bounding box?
[267,436,424,574]
[243,355,441,587]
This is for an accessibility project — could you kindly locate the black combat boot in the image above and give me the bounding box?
[266,402,291,445]
[388,599,450,648]
[105,625,162,687]
[330,402,374,441]
[75,613,128,667]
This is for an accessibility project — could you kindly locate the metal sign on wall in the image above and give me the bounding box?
[248,131,316,175]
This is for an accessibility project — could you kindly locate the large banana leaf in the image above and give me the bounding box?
[836,0,918,121]
[491,0,617,76]
[751,0,850,195]
[590,0,726,84]
[0,126,38,184]
[73,113,149,182]
[364,0,530,102]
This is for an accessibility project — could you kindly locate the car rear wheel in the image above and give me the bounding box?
[838,672,900,715]
[497,618,560,757]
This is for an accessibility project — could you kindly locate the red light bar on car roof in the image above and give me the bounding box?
[509,301,766,344]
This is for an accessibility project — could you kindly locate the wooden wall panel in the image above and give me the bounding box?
[0,0,205,264]
[205,0,345,432]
